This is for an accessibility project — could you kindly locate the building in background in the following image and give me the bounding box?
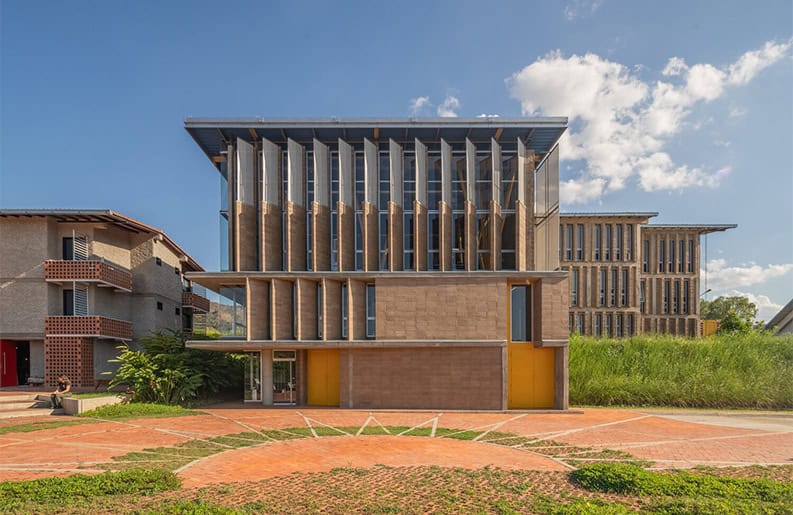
[184,117,570,409]
[559,213,736,338]
[765,299,793,334]
[0,210,208,387]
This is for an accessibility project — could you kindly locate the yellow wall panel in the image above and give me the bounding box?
[307,349,340,406]
[508,343,555,409]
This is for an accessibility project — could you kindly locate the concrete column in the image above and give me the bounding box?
[338,139,355,271]
[515,139,535,271]
[235,138,257,271]
[554,346,569,410]
[286,139,306,271]
[464,139,477,270]
[312,139,331,271]
[261,138,282,271]
[261,351,273,405]
[363,138,379,272]
[388,139,404,271]
[349,279,366,340]
[414,138,428,271]
[440,139,453,271]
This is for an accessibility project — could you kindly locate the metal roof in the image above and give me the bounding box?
[765,298,793,332]
[561,212,659,219]
[184,116,567,164]
[0,209,203,272]
[640,224,737,234]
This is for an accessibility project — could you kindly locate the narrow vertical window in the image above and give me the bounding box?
[604,314,611,338]
[605,225,612,261]
[673,280,680,314]
[510,284,532,342]
[683,279,690,314]
[341,283,348,339]
[669,239,675,272]
[659,239,665,273]
[640,281,646,313]
[576,313,584,335]
[599,269,606,306]
[663,280,670,314]
[621,269,628,306]
[616,225,623,260]
[688,239,694,272]
[63,289,74,316]
[571,269,579,307]
[610,269,617,307]
[643,239,649,272]
[576,224,584,261]
[594,225,602,261]
[292,283,298,339]
[626,314,633,337]
[365,283,376,338]
[594,313,602,337]
[626,225,633,260]
[565,224,573,261]
[679,239,684,272]
[62,237,74,260]
[615,313,622,338]
[317,283,323,339]
[569,313,574,333]
[559,224,563,262]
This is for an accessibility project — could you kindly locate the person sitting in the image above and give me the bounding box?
[51,374,72,409]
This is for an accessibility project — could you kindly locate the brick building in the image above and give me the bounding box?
[559,213,736,337]
[184,117,571,409]
[0,210,208,387]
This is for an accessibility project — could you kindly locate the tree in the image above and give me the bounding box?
[700,296,758,325]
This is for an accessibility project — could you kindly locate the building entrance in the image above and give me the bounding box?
[272,350,297,404]
[0,340,18,387]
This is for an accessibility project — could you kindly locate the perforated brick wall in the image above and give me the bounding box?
[44,336,94,387]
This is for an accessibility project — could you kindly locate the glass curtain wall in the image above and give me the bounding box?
[378,149,390,270]
[475,148,492,270]
[217,286,247,338]
[354,151,365,270]
[330,150,339,271]
[403,149,416,270]
[427,152,441,270]
[305,151,314,268]
[452,151,466,269]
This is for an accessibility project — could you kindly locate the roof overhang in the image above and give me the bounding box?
[0,209,204,272]
[184,116,568,166]
[561,212,659,220]
[641,224,737,234]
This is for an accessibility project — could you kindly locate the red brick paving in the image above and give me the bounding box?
[179,435,569,488]
[0,407,789,483]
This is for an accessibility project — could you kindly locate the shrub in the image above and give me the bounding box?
[109,330,242,404]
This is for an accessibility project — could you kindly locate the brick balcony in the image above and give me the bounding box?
[45,316,133,340]
[182,291,211,312]
[44,260,132,291]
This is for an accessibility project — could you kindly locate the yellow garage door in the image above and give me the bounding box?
[508,343,555,409]
[307,349,340,406]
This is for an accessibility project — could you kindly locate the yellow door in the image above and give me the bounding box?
[307,349,340,406]
[508,343,555,408]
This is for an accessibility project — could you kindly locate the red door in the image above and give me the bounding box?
[0,340,18,387]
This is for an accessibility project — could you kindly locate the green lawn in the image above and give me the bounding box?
[77,403,203,420]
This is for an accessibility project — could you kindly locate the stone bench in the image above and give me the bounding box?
[61,395,125,415]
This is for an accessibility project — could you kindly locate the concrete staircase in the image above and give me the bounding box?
[0,393,63,419]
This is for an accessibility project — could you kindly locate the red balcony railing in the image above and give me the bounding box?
[182,291,210,313]
[45,316,132,340]
[44,260,132,291]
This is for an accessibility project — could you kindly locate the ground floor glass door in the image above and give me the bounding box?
[243,352,261,402]
[272,350,297,404]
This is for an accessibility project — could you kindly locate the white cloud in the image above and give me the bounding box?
[505,39,792,204]
[723,290,784,323]
[563,0,603,20]
[728,106,747,118]
[704,258,793,291]
[437,95,461,117]
[477,113,500,117]
[409,96,431,115]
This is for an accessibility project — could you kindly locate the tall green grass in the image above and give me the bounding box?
[569,333,793,409]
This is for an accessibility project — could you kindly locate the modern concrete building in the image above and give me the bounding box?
[0,210,208,387]
[559,213,736,337]
[184,117,571,409]
[766,299,793,335]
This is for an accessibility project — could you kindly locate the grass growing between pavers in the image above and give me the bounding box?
[0,418,97,435]
[76,402,204,420]
[4,464,793,513]
[100,425,650,473]
[569,333,793,409]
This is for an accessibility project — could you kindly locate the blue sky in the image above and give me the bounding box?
[2,0,791,320]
